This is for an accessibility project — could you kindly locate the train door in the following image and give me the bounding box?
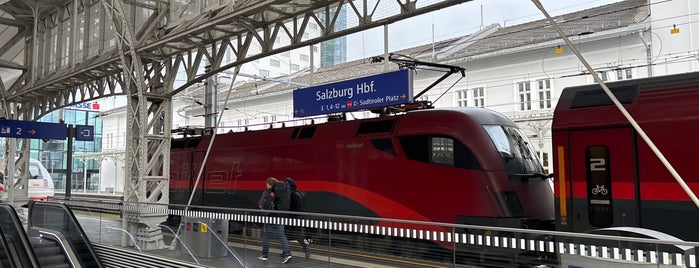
[567,127,639,233]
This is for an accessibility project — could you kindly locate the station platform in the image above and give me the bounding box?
[2,198,696,268]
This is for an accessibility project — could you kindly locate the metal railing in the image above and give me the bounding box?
[57,199,699,268]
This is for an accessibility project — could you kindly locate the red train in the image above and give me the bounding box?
[553,71,699,242]
[169,107,555,229]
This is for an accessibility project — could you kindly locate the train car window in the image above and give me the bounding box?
[371,138,396,155]
[484,125,544,175]
[399,135,479,169]
[454,140,480,170]
[297,127,316,139]
[290,128,300,139]
[431,137,454,166]
[356,120,395,135]
[570,86,637,108]
[399,136,430,163]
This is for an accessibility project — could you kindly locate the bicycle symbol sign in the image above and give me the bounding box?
[591,184,609,195]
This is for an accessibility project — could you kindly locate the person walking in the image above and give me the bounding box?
[258,177,292,264]
[284,177,311,258]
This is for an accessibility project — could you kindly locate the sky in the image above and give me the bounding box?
[345,0,624,61]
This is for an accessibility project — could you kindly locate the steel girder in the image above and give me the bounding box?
[101,0,171,250]
[5,0,471,106]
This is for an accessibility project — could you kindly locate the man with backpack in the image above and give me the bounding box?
[284,177,311,258]
[258,177,292,264]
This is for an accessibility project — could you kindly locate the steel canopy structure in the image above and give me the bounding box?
[0,0,471,249]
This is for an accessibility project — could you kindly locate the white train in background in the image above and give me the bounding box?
[0,158,54,200]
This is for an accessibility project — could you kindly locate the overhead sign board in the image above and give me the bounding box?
[293,69,413,117]
[75,125,94,141]
[68,101,101,111]
[0,120,67,140]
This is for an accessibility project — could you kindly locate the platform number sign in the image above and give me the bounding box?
[0,120,67,140]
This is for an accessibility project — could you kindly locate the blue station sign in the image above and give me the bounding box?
[293,69,413,117]
[0,120,67,140]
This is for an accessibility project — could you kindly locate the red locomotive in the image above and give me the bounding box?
[170,107,555,229]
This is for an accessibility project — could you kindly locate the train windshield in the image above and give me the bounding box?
[483,125,544,176]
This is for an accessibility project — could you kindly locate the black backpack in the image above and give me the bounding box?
[290,189,307,212]
[271,181,291,211]
[284,178,307,212]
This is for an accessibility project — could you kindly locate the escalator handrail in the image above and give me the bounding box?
[28,201,104,268]
[33,228,80,268]
[0,227,18,267]
[0,203,41,268]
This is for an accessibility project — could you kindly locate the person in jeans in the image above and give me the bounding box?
[257,177,292,264]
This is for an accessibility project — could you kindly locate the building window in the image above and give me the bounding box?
[259,69,269,77]
[456,89,468,107]
[309,23,318,30]
[290,63,299,71]
[312,46,318,52]
[303,32,310,39]
[281,51,290,57]
[537,79,551,109]
[300,54,309,62]
[518,81,532,111]
[598,71,608,82]
[616,70,624,80]
[472,87,484,107]
[270,59,280,67]
[625,69,633,79]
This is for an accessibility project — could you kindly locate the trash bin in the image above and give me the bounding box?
[181,217,229,258]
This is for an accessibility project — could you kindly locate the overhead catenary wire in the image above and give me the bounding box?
[531,0,699,209]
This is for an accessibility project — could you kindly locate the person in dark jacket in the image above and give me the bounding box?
[258,177,292,264]
[284,178,310,258]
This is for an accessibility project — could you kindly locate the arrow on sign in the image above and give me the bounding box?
[28,129,36,135]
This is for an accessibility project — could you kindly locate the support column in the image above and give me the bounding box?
[102,0,170,250]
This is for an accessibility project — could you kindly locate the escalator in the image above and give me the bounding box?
[0,203,40,267]
[27,201,103,268]
[0,202,103,267]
